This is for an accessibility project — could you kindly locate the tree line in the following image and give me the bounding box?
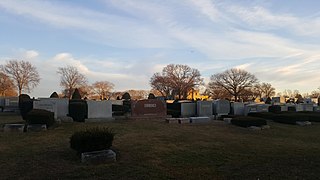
[0,60,318,101]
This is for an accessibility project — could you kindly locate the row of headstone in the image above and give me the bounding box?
[0,96,19,112]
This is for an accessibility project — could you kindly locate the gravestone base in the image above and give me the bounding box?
[166,118,179,124]
[178,118,190,124]
[223,118,232,124]
[190,117,211,123]
[59,116,74,123]
[3,124,25,133]
[296,121,312,126]
[248,126,261,130]
[81,149,116,165]
[261,125,271,129]
[27,124,47,132]
[85,118,115,123]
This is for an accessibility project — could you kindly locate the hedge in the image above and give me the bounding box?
[231,116,267,127]
[26,109,55,127]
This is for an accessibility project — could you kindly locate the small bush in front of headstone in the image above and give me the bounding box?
[19,94,33,120]
[265,97,272,104]
[272,113,308,124]
[268,105,281,113]
[26,109,55,127]
[248,112,276,120]
[231,116,267,128]
[70,127,115,154]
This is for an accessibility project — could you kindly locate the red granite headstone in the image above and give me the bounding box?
[131,99,166,117]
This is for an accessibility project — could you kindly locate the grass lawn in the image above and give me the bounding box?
[1,113,320,179]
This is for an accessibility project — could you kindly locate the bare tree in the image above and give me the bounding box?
[260,83,275,97]
[127,90,149,100]
[57,66,87,98]
[209,68,258,101]
[1,60,40,95]
[150,64,203,99]
[0,72,17,96]
[206,84,232,100]
[92,81,114,100]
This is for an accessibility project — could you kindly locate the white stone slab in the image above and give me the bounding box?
[190,116,211,123]
[197,101,213,117]
[27,124,47,132]
[296,121,312,126]
[223,118,232,124]
[181,103,196,117]
[87,100,112,119]
[166,118,179,124]
[213,99,230,115]
[231,102,245,115]
[178,118,190,124]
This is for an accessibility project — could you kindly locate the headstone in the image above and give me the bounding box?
[86,100,113,121]
[231,102,245,115]
[304,98,312,104]
[196,101,213,117]
[3,97,19,112]
[313,106,320,112]
[34,98,69,119]
[280,105,288,111]
[110,100,123,105]
[81,149,116,164]
[295,104,313,112]
[244,104,270,115]
[27,124,47,132]
[3,124,25,132]
[131,99,166,117]
[213,99,230,116]
[190,117,211,123]
[181,103,196,117]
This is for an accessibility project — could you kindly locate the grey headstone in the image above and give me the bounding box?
[181,103,196,117]
[231,102,244,115]
[213,99,230,116]
[87,100,112,119]
[196,101,213,117]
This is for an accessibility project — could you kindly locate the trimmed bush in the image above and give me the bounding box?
[26,109,55,127]
[19,94,33,120]
[297,111,320,122]
[70,127,114,154]
[71,88,81,100]
[269,105,281,113]
[272,113,308,124]
[248,112,276,120]
[122,92,131,100]
[288,106,296,112]
[69,100,88,122]
[148,93,156,99]
[50,92,59,98]
[231,116,267,127]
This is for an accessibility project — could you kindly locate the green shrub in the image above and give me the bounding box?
[248,112,276,120]
[272,113,308,124]
[231,116,267,127]
[26,109,55,127]
[148,93,156,99]
[19,94,33,120]
[69,100,87,122]
[70,127,115,154]
[297,111,320,122]
[122,92,131,100]
[269,105,281,113]
[288,106,296,112]
[71,88,81,100]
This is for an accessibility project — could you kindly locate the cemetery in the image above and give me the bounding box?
[1,91,320,179]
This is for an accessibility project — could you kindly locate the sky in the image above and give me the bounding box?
[0,0,320,97]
